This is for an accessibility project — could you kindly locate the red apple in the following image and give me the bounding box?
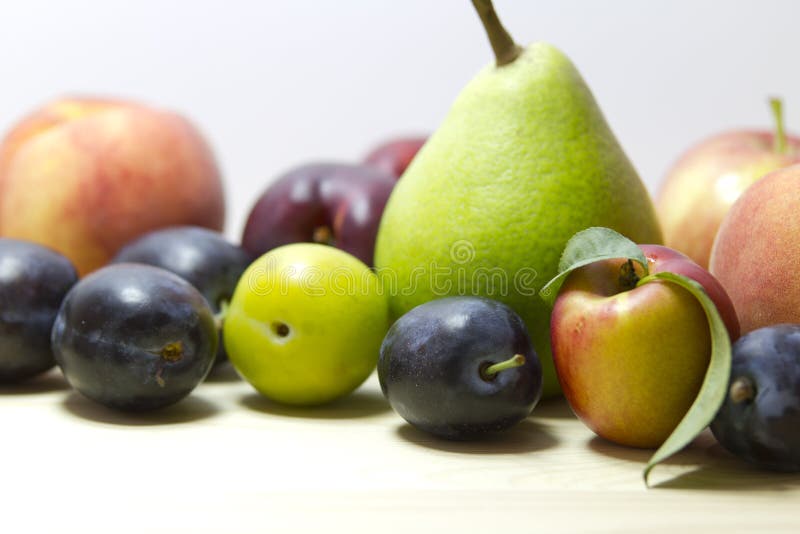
[0,97,225,275]
[363,136,427,179]
[551,244,739,448]
[710,164,800,334]
[656,99,800,268]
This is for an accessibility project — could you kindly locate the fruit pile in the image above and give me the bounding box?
[1,0,799,486]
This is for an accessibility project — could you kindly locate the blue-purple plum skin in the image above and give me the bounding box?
[711,324,800,472]
[378,296,542,440]
[112,226,251,364]
[0,238,78,382]
[52,264,217,411]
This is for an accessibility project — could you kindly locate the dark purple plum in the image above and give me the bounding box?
[378,296,542,440]
[52,264,217,411]
[241,163,396,265]
[112,226,251,364]
[0,239,78,382]
[711,324,800,472]
[363,136,427,179]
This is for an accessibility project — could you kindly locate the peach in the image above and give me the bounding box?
[710,164,800,333]
[0,97,224,275]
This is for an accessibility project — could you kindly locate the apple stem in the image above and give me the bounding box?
[770,97,787,154]
[618,259,640,290]
[214,300,229,331]
[729,376,755,404]
[471,0,522,67]
[481,353,526,381]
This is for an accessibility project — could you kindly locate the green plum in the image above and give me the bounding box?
[224,243,389,405]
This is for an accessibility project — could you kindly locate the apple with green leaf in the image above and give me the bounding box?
[541,228,736,467]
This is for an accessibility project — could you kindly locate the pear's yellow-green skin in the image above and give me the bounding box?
[374,43,662,398]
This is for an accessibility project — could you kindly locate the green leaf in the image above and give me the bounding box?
[639,271,732,487]
[539,227,649,306]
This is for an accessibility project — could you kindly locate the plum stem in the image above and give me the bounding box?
[770,97,787,154]
[471,0,522,67]
[214,300,229,331]
[730,376,755,404]
[481,354,526,381]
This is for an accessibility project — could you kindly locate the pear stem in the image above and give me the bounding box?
[481,354,526,381]
[471,0,522,67]
[770,97,787,155]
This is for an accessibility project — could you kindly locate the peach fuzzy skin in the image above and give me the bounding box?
[551,259,711,449]
[0,98,127,181]
[0,98,224,275]
[710,164,800,333]
[656,130,800,269]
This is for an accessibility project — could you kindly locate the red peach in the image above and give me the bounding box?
[710,164,800,333]
[0,97,225,275]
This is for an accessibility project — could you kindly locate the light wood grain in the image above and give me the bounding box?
[2,367,799,533]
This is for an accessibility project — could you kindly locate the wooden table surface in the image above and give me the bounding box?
[3,365,799,533]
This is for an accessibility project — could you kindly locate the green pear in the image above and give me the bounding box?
[374,0,662,398]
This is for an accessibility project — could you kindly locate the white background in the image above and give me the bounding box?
[3,3,800,531]
[1,0,799,237]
